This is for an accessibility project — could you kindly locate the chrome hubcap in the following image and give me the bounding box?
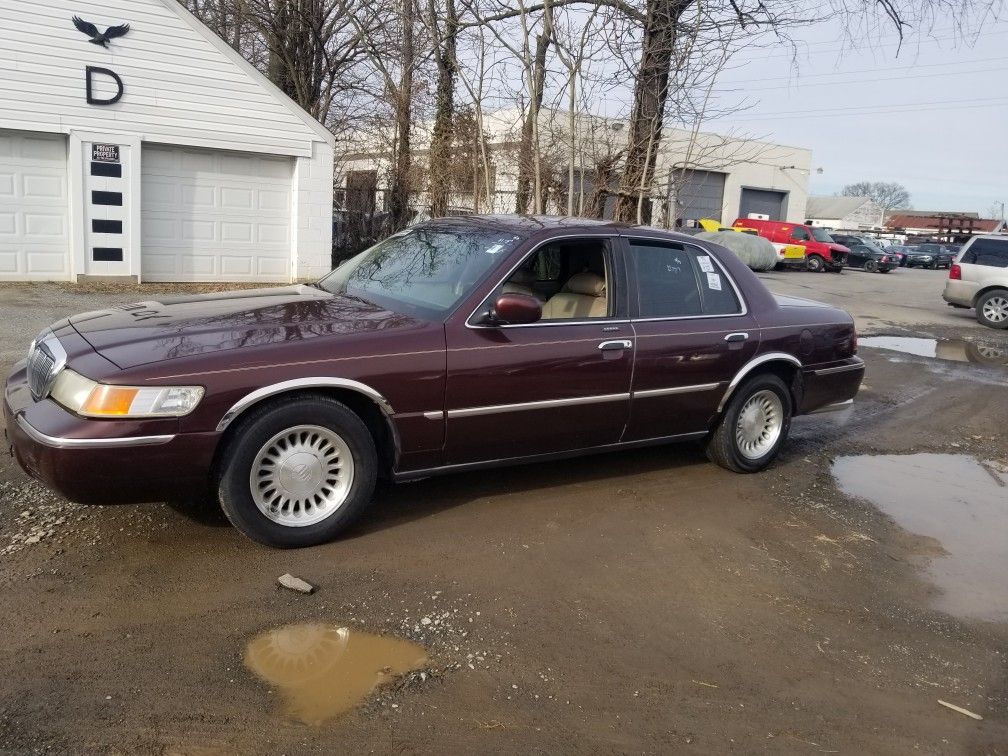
[735,390,784,460]
[250,425,354,527]
[982,296,1008,323]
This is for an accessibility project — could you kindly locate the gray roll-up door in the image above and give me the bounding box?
[673,170,726,225]
[739,188,787,221]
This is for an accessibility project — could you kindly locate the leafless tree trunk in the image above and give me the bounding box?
[388,0,417,229]
[613,0,688,223]
[426,0,460,217]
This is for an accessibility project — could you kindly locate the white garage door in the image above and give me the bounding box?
[0,130,70,281]
[141,145,293,282]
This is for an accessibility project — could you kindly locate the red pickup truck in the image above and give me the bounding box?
[732,219,850,273]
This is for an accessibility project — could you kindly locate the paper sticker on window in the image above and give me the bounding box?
[697,255,715,273]
[485,244,504,255]
[706,272,722,291]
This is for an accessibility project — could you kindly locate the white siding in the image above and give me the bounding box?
[1,0,325,158]
[294,141,336,280]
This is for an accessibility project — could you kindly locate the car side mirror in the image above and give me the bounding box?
[479,293,542,326]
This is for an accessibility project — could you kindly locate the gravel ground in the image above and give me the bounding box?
[1,275,1007,754]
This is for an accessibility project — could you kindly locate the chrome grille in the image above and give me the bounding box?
[26,333,64,401]
[27,345,55,400]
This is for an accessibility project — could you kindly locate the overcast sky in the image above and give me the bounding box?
[701,18,1007,216]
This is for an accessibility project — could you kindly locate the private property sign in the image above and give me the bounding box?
[91,143,120,163]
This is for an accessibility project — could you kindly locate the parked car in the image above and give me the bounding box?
[906,243,953,269]
[829,234,897,273]
[887,245,914,267]
[731,218,849,273]
[5,217,864,548]
[943,234,1008,329]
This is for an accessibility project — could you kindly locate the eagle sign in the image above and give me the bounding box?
[72,16,130,48]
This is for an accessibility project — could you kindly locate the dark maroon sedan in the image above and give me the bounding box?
[4,216,863,547]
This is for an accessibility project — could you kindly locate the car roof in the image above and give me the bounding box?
[414,215,710,246]
[419,214,632,233]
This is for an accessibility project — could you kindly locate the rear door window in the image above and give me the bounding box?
[629,241,741,318]
[962,239,1008,268]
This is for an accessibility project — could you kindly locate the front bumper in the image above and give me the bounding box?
[5,364,218,504]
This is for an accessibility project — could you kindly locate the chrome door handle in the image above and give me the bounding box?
[724,332,749,343]
[598,340,633,351]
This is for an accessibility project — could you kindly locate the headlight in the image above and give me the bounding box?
[50,369,204,418]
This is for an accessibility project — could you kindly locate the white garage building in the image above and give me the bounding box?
[1,0,334,282]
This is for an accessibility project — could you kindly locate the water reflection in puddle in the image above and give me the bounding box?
[860,336,1008,368]
[832,454,1008,622]
[244,623,427,724]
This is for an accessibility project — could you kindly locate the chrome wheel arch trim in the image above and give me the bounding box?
[215,377,395,432]
[716,352,802,413]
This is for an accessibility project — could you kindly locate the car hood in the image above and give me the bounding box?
[68,285,423,369]
[828,243,850,253]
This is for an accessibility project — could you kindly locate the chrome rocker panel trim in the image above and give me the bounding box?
[633,382,720,399]
[446,392,630,419]
[16,414,175,449]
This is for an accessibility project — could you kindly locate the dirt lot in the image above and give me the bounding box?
[2,269,1007,754]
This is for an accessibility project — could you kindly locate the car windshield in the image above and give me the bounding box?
[317,225,523,319]
[811,228,834,243]
[860,239,885,254]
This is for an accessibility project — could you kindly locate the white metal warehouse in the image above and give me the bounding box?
[0,0,335,283]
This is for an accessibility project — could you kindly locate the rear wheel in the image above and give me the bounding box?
[215,396,378,547]
[976,289,1008,330]
[864,259,879,273]
[805,255,825,273]
[706,374,793,473]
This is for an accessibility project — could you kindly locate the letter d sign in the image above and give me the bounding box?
[85,65,124,106]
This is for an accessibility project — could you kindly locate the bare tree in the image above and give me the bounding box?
[178,0,248,50]
[423,0,461,217]
[242,0,376,125]
[842,181,912,212]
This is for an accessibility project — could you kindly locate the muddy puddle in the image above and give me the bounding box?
[832,453,1008,622]
[244,623,427,724]
[860,336,1008,369]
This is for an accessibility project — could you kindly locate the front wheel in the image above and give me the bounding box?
[215,396,378,547]
[976,289,1008,330]
[706,374,793,473]
[805,255,825,273]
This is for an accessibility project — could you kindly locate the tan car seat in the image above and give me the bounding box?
[501,267,538,299]
[540,272,607,319]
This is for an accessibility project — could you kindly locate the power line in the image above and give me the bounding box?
[720,54,1008,86]
[719,64,1007,93]
[732,25,1008,62]
[714,98,1008,122]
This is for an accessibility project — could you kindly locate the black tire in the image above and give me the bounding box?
[215,395,378,548]
[975,289,1008,330]
[805,255,825,273]
[864,259,879,273]
[706,373,793,473]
